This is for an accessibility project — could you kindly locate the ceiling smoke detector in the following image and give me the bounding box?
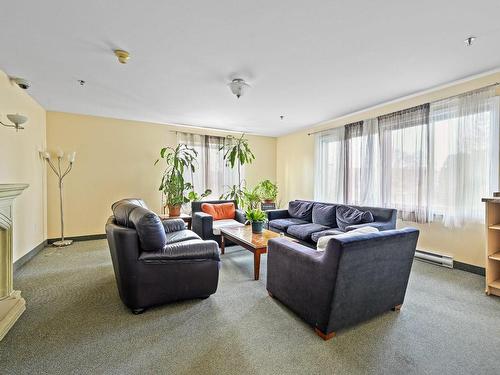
[464,36,476,46]
[228,78,250,98]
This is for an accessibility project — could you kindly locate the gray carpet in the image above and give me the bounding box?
[1,240,500,375]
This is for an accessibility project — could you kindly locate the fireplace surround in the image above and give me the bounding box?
[0,183,28,341]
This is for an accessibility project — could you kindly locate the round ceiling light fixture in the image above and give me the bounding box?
[228,78,250,98]
[114,49,130,64]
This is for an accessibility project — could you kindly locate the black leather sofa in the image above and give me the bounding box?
[105,198,220,314]
[267,227,419,339]
[267,200,397,247]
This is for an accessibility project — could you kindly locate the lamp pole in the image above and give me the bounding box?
[41,150,76,247]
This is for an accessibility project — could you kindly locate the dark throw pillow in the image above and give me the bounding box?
[336,205,374,231]
[312,203,337,227]
[288,201,314,221]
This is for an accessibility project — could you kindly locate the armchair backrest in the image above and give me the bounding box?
[191,200,238,213]
[323,227,419,333]
[110,200,166,252]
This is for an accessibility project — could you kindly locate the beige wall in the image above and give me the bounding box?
[46,112,276,238]
[0,70,47,262]
[277,71,500,267]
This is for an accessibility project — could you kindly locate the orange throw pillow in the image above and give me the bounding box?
[201,203,236,220]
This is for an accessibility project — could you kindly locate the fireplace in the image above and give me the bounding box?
[0,184,28,341]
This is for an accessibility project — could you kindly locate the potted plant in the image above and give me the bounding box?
[185,184,212,202]
[256,180,278,204]
[245,208,268,234]
[184,183,212,214]
[242,186,261,210]
[220,134,255,207]
[155,144,198,217]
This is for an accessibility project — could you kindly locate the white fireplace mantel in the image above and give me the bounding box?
[0,183,29,341]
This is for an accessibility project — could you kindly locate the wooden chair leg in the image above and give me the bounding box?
[392,304,402,311]
[315,328,336,341]
[268,291,274,298]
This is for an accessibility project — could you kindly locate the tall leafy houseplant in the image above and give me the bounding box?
[220,134,255,207]
[155,144,197,216]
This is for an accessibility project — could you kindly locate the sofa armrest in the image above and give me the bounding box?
[266,209,290,221]
[161,219,186,233]
[139,239,220,262]
[345,221,394,232]
[267,238,337,330]
[192,212,214,239]
[235,209,246,224]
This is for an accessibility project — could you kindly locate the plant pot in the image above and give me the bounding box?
[263,199,275,204]
[251,221,264,234]
[168,204,181,217]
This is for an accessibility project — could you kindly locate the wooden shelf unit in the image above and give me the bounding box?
[483,197,500,297]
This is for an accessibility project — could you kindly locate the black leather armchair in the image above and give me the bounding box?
[191,200,246,245]
[106,199,220,314]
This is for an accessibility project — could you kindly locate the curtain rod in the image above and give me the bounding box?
[307,82,500,136]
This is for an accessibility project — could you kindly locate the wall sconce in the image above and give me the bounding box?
[0,114,28,132]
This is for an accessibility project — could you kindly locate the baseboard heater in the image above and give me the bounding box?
[414,249,453,268]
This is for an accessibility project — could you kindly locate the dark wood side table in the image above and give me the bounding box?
[159,213,192,230]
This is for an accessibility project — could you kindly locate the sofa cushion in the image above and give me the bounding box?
[212,219,245,235]
[201,202,236,220]
[310,229,344,243]
[336,205,374,231]
[288,201,314,221]
[165,229,200,245]
[128,206,167,252]
[316,226,379,251]
[269,218,308,231]
[312,203,337,227]
[287,223,330,241]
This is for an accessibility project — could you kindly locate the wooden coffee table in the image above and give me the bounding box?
[220,225,284,280]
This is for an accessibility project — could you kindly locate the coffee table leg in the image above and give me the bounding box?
[220,234,225,255]
[254,250,262,280]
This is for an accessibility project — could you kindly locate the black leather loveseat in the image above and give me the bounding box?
[267,200,397,247]
[105,198,220,314]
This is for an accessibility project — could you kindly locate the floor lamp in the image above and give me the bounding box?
[40,149,76,247]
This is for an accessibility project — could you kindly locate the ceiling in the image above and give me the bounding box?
[1,1,500,136]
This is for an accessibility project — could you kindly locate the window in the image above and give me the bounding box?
[314,87,499,227]
[177,132,240,199]
[429,88,499,227]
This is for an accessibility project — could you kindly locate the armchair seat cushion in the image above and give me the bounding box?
[212,219,245,235]
[269,218,308,231]
[139,239,220,262]
[165,229,200,245]
[287,223,330,241]
[311,229,344,243]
